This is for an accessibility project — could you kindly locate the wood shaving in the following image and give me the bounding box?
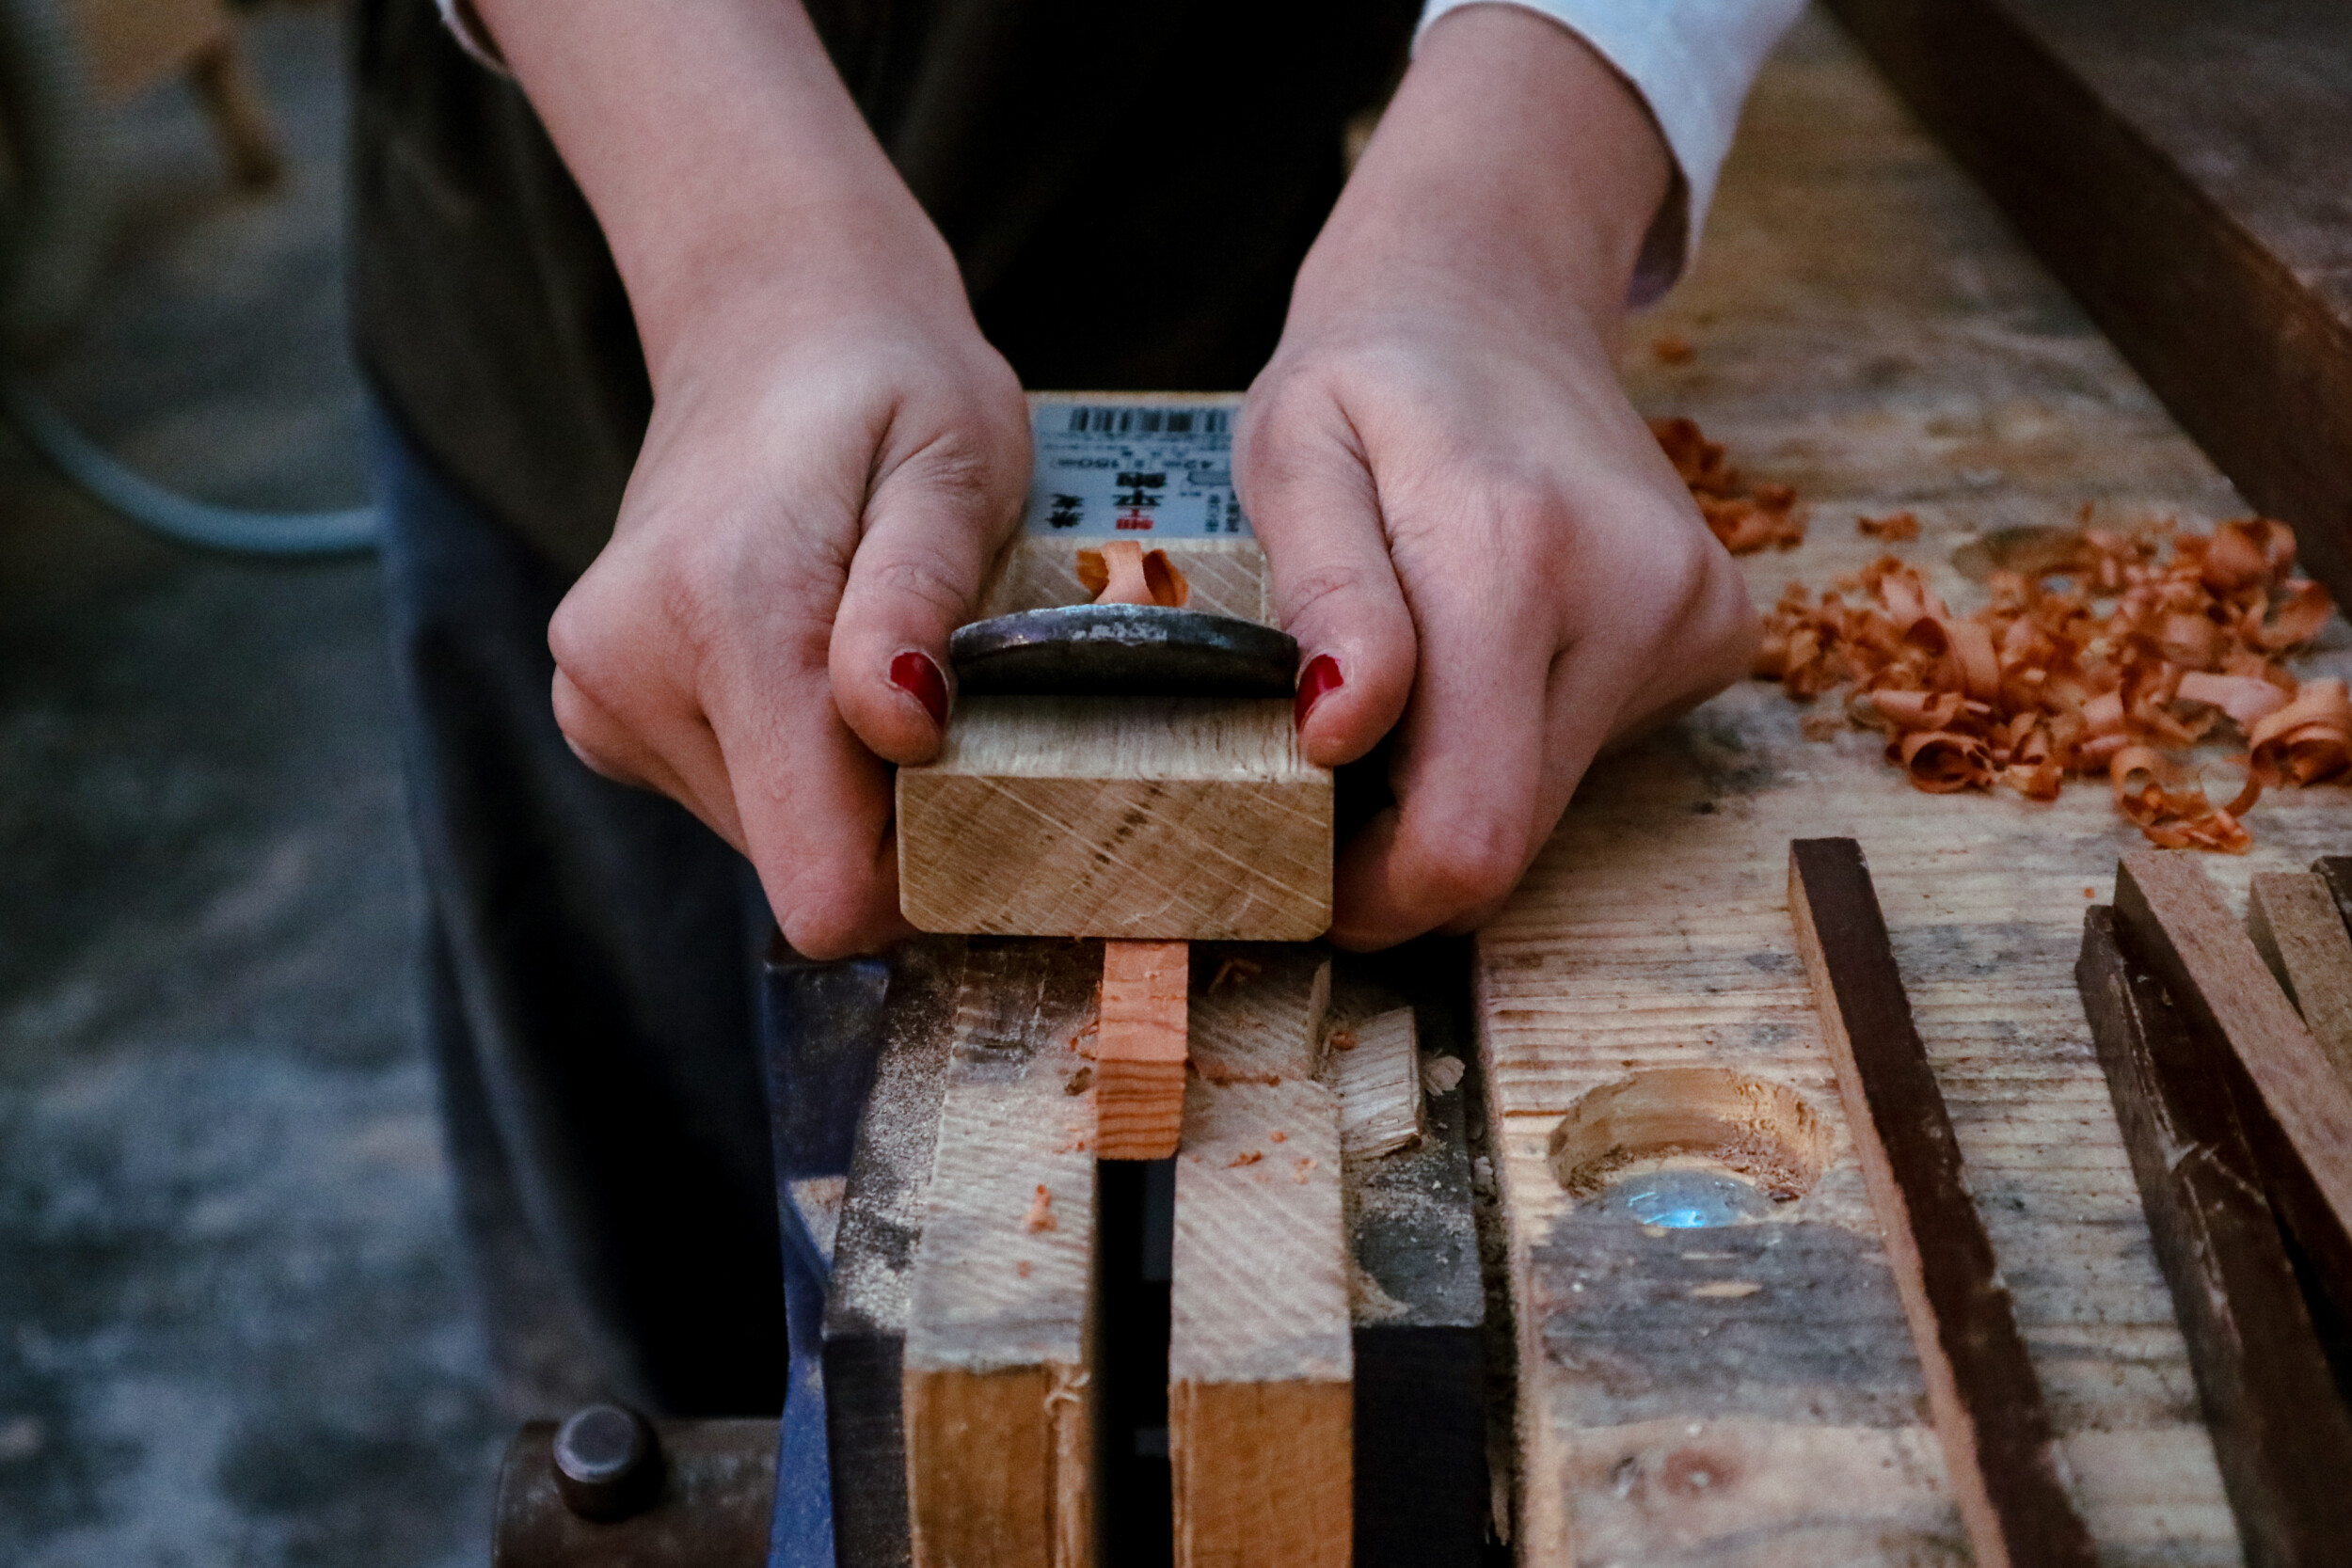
[1422,1054,1467,1095]
[1023,1183,1057,1232]
[1077,539,1188,607]
[1229,1150,1263,1168]
[1016,1259,1033,1277]
[1652,416,1806,554]
[1327,1027,1359,1053]
[1205,956,1263,992]
[1268,1129,1287,1142]
[1293,1157,1317,1183]
[1653,335,1695,365]
[1858,511,1920,541]
[1756,518,2344,849]
[1063,1066,1094,1096]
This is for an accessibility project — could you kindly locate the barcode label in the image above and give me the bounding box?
[1021,398,1252,538]
[1062,405,1231,436]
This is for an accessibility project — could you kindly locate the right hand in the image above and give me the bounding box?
[548,265,1030,959]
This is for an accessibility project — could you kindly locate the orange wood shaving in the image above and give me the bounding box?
[1756,520,2340,850]
[1023,1184,1057,1233]
[1077,539,1189,607]
[1653,335,1695,365]
[1859,512,1920,541]
[1651,417,1806,554]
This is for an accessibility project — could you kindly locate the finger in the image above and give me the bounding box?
[1236,398,1418,767]
[709,658,915,959]
[830,437,1027,766]
[1327,560,1554,949]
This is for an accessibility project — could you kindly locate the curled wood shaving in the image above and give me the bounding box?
[1858,512,1920,541]
[1757,519,2343,850]
[1077,539,1188,607]
[1651,416,1806,554]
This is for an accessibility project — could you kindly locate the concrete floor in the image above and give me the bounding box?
[1,8,507,1564]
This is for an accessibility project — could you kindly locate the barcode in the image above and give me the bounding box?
[1063,405,1230,436]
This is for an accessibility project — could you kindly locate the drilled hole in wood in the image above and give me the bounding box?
[1547,1069,1829,1224]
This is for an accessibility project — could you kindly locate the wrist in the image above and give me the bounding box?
[1292,4,1671,336]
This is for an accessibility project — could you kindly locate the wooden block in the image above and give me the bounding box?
[2113,850,2352,1326]
[901,941,1102,1568]
[1788,839,2096,1568]
[2249,871,2352,1094]
[2076,907,2352,1568]
[897,696,1331,942]
[1093,940,1188,1161]
[1170,951,1348,1568]
[1328,1007,1424,1161]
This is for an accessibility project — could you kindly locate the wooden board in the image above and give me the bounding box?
[1169,949,1349,1568]
[2112,851,2352,1330]
[1470,10,2352,1564]
[2247,871,2352,1094]
[1789,839,2094,1568]
[1329,1007,1425,1161]
[1823,0,2352,610]
[2076,907,2352,1568]
[901,941,1102,1568]
[1091,941,1189,1160]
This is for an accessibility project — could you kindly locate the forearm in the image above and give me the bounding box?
[1303,5,1672,338]
[469,0,961,383]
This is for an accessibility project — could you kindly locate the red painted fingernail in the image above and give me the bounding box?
[890,650,949,729]
[1295,654,1343,730]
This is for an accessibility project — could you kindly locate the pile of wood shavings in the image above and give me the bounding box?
[1651,417,1806,553]
[1756,519,2352,850]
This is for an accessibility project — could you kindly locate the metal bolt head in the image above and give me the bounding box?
[551,1404,663,1522]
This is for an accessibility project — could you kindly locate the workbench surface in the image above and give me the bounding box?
[1482,10,2352,1565]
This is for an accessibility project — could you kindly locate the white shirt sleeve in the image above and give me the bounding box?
[1418,0,1804,306]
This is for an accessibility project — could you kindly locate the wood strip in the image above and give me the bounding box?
[901,941,1102,1568]
[896,696,1331,942]
[1093,940,1188,1161]
[2248,871,2352,1093]
[2076,906,2352,1568]
[1788,839,2096,1568]
[2112,850,2352,1326]
[1824,0,2352,607]
[1329,1006,1424,1161]
[1170,949,1347,1568]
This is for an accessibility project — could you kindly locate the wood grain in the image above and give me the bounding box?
[1789,839,2095,1568]
[2247,871,2352,1093]
[1170,949,1348,1568]
[897,695,1331,942]
[2076,907,2352,1568]
[1824,0,2352,608]
[901,941,1102,1568]
[1093,940,1187,1160]
[1470,11,2352,1561]
[1329,1007,1424,1161]
[979,536,1271,625]
[2113,851,2352,1327]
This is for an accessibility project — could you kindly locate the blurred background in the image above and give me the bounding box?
[1,1,505,1562]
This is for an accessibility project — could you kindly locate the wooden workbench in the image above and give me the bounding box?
[1479,9,2352,1565]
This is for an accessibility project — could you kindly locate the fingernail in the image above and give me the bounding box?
[890,650,950,729]
[1295,653,1343,730]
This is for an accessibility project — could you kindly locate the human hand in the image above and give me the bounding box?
[1239,5,1759,950]
[479,0,1030,957]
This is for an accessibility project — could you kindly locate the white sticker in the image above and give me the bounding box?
[1022,400,1252,539]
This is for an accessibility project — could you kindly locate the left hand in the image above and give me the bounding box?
[1239,5,1759,950]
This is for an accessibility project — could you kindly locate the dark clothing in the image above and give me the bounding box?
[351,0,1419,573]
[373,404,786,1414]
[349,0,1416,1412]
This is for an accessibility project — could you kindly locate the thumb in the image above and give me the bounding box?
[830,451,1025,766]
[1238,417,1418,767]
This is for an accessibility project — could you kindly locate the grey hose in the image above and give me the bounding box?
[0,0,377,556]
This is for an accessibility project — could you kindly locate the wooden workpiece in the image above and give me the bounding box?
[1169,948,1350,1568]
[2076,908,2352,1568]
[1328,1007,1425,1162]
[1828,0,2352,606]
[900,941,1102,1568]
[1789,839,2095,1568]
[1091,940,1189,1160]
[2247,870,2352,1093]
[2111,851,2352,1329]
[1470,10,2352,1565]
